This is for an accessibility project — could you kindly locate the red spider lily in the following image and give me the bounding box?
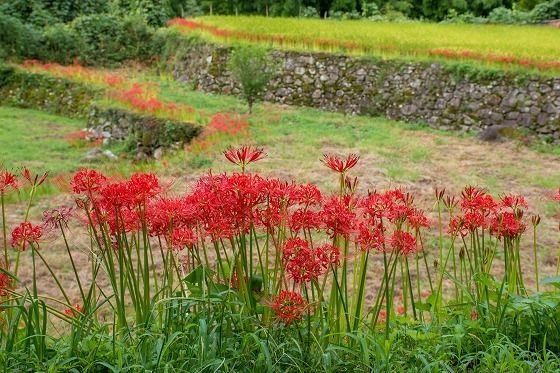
[71,168,108,195]
[317,243,341,266]
[269,290,308,326]
[321,154,360,173]
[145,197,197,237]
[499,194,528,210]
[408,209,432,229]
[288,208,321,232]
[463,211,488,231]
[449,217,468,238]
[168,228,197,250]
[321,194,359,239]
[209,113,249,135]
[490,212,526,240]
[389,230,418,256]
[0,269,11,296]
[127,173,162,205]
[64,303,83,317]
[223,145,267,171]
[357,222,385,252]
[547,188,560,201]
[188,172,267,240]
[283,238,328,283]
[293,183,322,206]
[43,206,73,230]
[282,237,311,261]
[11,221,43,250]
[21,168,49,187]
[0,170,19,195]
[460,186,497,213]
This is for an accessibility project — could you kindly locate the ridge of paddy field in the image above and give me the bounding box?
[170,16,560,75]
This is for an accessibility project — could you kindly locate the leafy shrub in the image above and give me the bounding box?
[0,63,14,86]
[70,13,123,65]
[344,10,363,19]
[445,10,486,23]
[518,0,544,10]
[487,7,532,24]
[0,72,98,116]
[330,10,344,19]
[302,6,320,18]
[70,14,156,66]
[362,2,381,17]
[117,14,157,61]
[0,11,43,59]
[42,23,81,64]
[530,0,560,21]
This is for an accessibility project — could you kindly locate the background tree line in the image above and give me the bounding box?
[1,0,558,25]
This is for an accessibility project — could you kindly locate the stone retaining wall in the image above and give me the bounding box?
[88,106,202,157]
[172,43,560,143]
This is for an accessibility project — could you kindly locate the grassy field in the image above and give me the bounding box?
[171,16,560,73]
[0,107,89,175]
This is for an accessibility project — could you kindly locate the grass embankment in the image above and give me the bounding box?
[170,16,560,74]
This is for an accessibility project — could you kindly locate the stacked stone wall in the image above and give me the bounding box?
[172,43,560,143]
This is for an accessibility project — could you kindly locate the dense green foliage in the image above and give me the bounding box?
[195,0,558,21]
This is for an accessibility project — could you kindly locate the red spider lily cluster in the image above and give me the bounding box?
[185,113,250,154]
[2,149,558,334]
[209,113,249,135]
[446,186,528,240]
[269,290,308,325]
[64,131,103,148]
[16,60,205,125]
[422,49,560,72]
[18,60,132,88]
[282,238,339,284]
[105,84,198,122]
[169,18,560,74]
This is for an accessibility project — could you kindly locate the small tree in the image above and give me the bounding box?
[227,44,275,114]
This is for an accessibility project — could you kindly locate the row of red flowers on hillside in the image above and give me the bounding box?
[3,151,559,257]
